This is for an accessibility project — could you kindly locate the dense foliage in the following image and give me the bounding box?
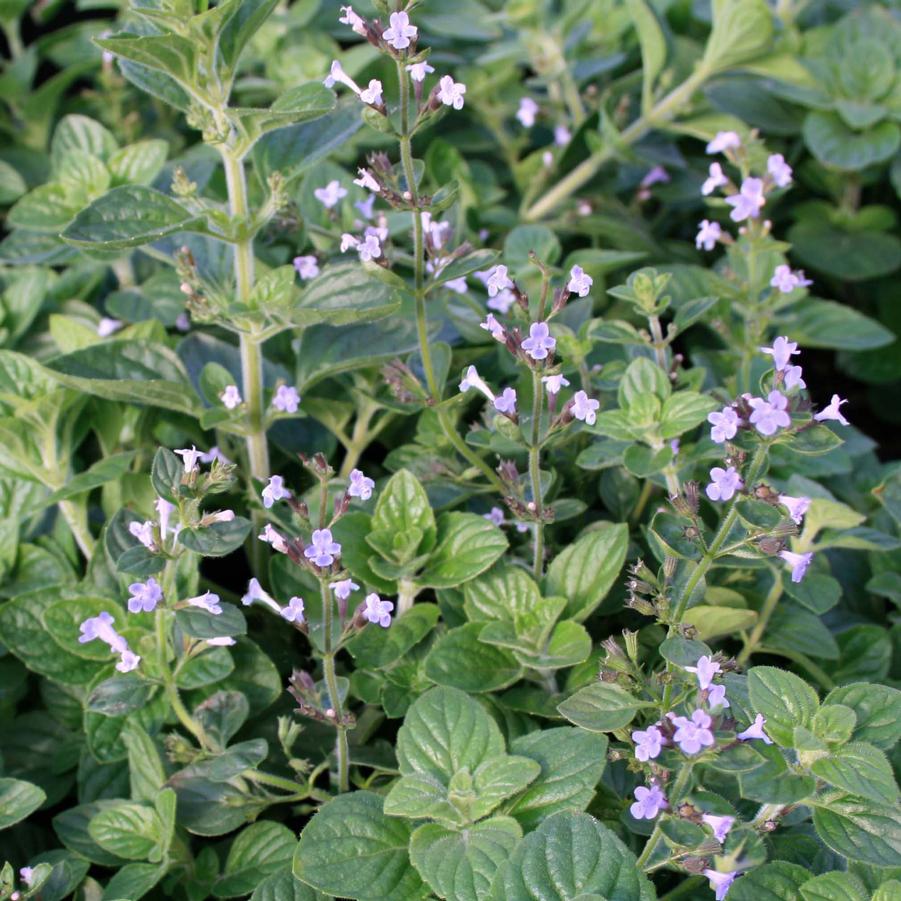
[0,1,899,900]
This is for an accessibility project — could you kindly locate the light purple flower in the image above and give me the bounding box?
[672,709,716,755]
[725,177,765,222]
[516,97,539,127]
[355,195,376,220]
[459,364,495,402]
[702,814,735,844]
[206,636,236,647]
[354,168,380,192]
[484,507,505,527]
[437,75,466,109]
[632,725,663,762]
[706,466,742,502]
[444,276,468,294]
[706,131,741,154]
[363,593,393,627]
[338,5,366,35]
[760,336,799,371]
[359,79,383,105]
[97,317,122,337]
[241,578,280,613]
[19,867,34,887]
[406,61,434,82]
[175,445,202,473]
[262,475,291,509]
[187,591,222,615]
[779,494,810,525]
[341,233,359,253]
[554,124,571,145]
[685,655,721,690]
[357,232,382,262]
[129,520,155,550]
[207,510,235,525]
[305,528,341,568]
[630,784,668,820]
[79,611,140,673]
[704,869,738,900]
[780,549,813,583]
[784,365,806,391]
[737,713,772,744]
[708,406,740,444]
[640,165,669,189]
[480,313,505,342]
[707,684,729,710]
[348,468,375,501]
[702,162,728,195]
[521,322,556,361]
[324,59,360,93]
[542,373,570,395]
[494,387,517,415]
[815,394,849,426]
[670,438,680,456]
[175,312,191,332]
[272,385,300,413]
[280,596,305,623]
[696,219,722,251]
[487,289,516,313]
[767,153,792,187]
[567,265,593,297]
[331,579,359,601]
[259,523,288,553]
[770,264,811,294]
[571,390,599,425]
[748,390,790,436]
[314,180,347,209]
[127,578,162,614]
[220,385,242,409]
[294,255,319,280]
[382,10,417,49]
[486,265,513,297]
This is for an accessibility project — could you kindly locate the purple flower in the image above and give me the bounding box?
[760,336,799,371]
[305,528,341,568]
[294,255,319,280]
[357,232,382,262]
[542,373,570,395]
[554,124,571,145]
[241,577,280,613]
[780,549,812,583]
[571,390,600,426]
[640,166,669,189]
[494,387,517,415]
[725,177,765,222]
[737,713,772,744]
[220,385,242,409]
[779,494,810,525]
[437,75,466,110]
[97,317,122,337]
[324,59,359,93]
[262,475,291,509]
[79,612,139,673]
[272,385,300,413]
[784,365,806,391]
[702,814,735,844]
[348,468,375,501]
[484,507,505,527]
[487,289,516,313]
[815,394,849,426]
[354,167,380,192]
[767,153,793,187]
[707,684,729,710]
[338,5,366,35]
[770,264,811,294]
[522,322,556,361]
[129,520,155,550]
[341,233,359,253]
[486,265,513,297]
[175,312,191,332]
[20,867,34,887]
[355,195,376,219]
[516,97,539,127]
[330,579,359,601]
[280,596,305,623]
[127,578,162,614]
[313,180,347,209]
[706,466,742,502]
[175,445,202,473]
[630,784,667,820]
[672,709,716,755]
[702,162,728,195]
[187,591,222,615]
[363,593,393,627]
[406,61,434,82]
[480,313,506,342]
[459,365,496,402]
[359,79,383,105]
[382,10,417,49]
[749,390,791,436]
[696,219,722,251]
[685,655,721,690]
[198,446,229,465]
[632,725,664,762]
[704,869,738,900]
[567,265,593,297]
[706,131,741,154]
[708,406,740,444]
[259,523,288,553]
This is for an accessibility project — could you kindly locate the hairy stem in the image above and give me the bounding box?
[59,499,95,561]
[737,571,782,665]
[636,764,694,869]
[529,370,545,580]
[321,580,349,792]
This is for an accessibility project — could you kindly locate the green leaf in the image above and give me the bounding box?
[96,34,197,93]
[214,821,296,898]
[205,739,268,782]
[370,469,435,557]
[8,184,79,232]
[659,392,717,438]
[51,115,118,168]
[87,675,152,717]
[217,0,280,73]
[430,249,499,291]
[626,0,668,113]
[251,869,328,900]
[557,682,654,733]
[425,624,523,693]
[179,517,251,557]
[728,861,811,901]
[872,882,901,901]
[464,566,542,623]
[811,743,899,804]
[684,605,757,641]
[824,683,901,750]
[290,263,401,327]
[88,802,162,861]
[788,221,901,282]
[121,723,166,803]
[108,140,169,187]
[346,604,439,669]
[503,225,561,268]
[294,791,426,901]
[782,299,894,351]
[418,513,508,589]
[800,871,868,901]
[506,728,607,830]
[618,357,670,406]
[489,811,656,900]
[0,777,46,829]
[101,862,167,901]
[409,818,522,901]
[812,795,901,867]
[748,665,819,747]
[545,524,628,621]
[702,0,773,72]
[62,186,205,249]
[43,451,137,506]
[803,112,900,171]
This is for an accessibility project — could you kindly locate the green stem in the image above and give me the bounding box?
[757,646,835,690]
[636,764,694,869]
[245,769,303,794]
[523,67,710,221]
[648,315,667,370]
[529,370,545,580]
[737,571,782,665]
[397,578,419,617]
[59,499,95,561]
[321,580,349,792]
[630,479,655,525]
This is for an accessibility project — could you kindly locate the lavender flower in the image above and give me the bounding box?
[737,713,772,744]
[784,365,806,391]
[338,5,366,35]
[294,255,319,280]
[632,725,663,762]
[704,869,738,900]
[630,784,668,820]
[406,61,434,82]
[487,289,516,313]
[770,264,811,294]
[706,131,741,154]
[707,684,729,710]
[272,385,300,413]
[767,153,792,187]
[571,390,599,425]
[348,468,375,501]
[480,313,505,342]
[175,445,202,473]
[198,446,230,465]
[780,549,813,583]
[708,406,740,443]
[459,365,496,402]
[187,591,222,615]
[640,166,669,189]
[331,579,359,601]
[206,636,236,647]
[760,336,799,371]
[437,75,466,110]
[127,578,162,614]
[567,265,593,297]
[725,177,765,222]
[521,322,556,360]
[685,655,721,690]
[815,394,850,426]
[129,520,155,550]
[779,494,810,525]
[357,233,382,262]
[354,167,380,192]
[516,96,539,127]
[486,265,513,297]
[494,387,517,415]
[554,124,571,145]
[259,523,288,553]
[748,390,791,436]
[542,373,570,395]
[220,385,242,409]
[359,79,383,105]
[262,475,291,509]
[355,195,376,219]
[363,593,393,627]
[706,466,742,502]
[314,180,347,209]
[382,10,417,49]
[79,612,140,673]
[241,578,281,613]
[702,162,728,195]
[702,814,735,844]
[696,219,722,251]
[280,596,305,623]
[97,317,122,337]
[484,507,505,527]
[305,529,341,568]
[672,709,716,755]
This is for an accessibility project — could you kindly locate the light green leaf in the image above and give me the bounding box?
[618,357,670,406]
[0,777,46,829]
[178,517,252,557]
[702,0,773,72]
[824,683,901,750]
[783,299,894,351]
[290,263,401,327]
[214,821,296,898]
[803,112,900,171]
[108,140,169,186]
[748,665,819,747]
[418,513,508,589]
[425,624,523,693]
[659,392,717,438]
[557,682,653,733]
[800,871,868,901]
[728,861,811,901]
[812,795,901,867]
[88,802,162,861]
[346,604,439,669]
[97,34,197,92]
[626,0,668,113]
[811,743,899,804]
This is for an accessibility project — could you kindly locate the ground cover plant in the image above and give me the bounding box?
[0,0,899,899]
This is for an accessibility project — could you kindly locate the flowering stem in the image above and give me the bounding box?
[648,315,667,370]
[736,570,782,665]
[320,579,349,793]
[529,370,545,580]
[523,66,710,221]
[636,763,694,869]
